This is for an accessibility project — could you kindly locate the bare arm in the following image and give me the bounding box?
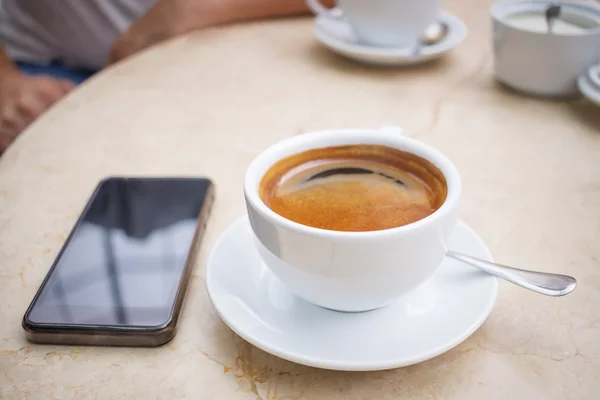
[109,0,334,63]
[0,46,18,76]
[0,46,75,151]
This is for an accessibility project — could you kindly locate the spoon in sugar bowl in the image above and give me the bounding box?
[447,251,576,296]
[545,3,562,33]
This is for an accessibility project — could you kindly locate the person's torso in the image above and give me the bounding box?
[0,0,156,70]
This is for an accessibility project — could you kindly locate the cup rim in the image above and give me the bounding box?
[244,128,461,239]
[491,0,600,36]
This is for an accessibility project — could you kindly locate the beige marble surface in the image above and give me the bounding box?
[1,0,600,398]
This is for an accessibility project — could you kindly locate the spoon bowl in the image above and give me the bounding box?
[413,22,449,57]
[423,22,449,45]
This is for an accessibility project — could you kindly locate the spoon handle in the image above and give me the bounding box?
[446,251,577,296]
[545,4,562,34]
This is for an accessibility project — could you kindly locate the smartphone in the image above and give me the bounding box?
[22,177,214,346]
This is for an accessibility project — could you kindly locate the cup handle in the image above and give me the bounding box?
[306,0,343,19]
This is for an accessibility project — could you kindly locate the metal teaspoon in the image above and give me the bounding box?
[545,4,562,34]
[447,251,577,296]
[412,22,449,57]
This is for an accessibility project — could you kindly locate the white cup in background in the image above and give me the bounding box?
[492,0,600,98]
[307,0,441,48]
[244,128,461,312]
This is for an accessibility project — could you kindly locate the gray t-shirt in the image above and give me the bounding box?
[0,0,156,70]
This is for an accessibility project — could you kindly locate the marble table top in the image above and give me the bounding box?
[1,0,599,398]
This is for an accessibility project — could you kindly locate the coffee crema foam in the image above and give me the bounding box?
[259,145,447,232]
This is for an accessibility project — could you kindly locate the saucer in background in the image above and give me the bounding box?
[577,63,600,106]
[313,11,468,66]
[206,218,498,371]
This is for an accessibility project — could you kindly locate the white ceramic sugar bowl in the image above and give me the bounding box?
[492,0,600,98]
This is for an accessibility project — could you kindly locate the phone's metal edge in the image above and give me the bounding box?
[159,180,215,339]
[22,178,215,347]
[22,324,176,347]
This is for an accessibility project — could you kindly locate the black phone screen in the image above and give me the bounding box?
[25,178,212,328]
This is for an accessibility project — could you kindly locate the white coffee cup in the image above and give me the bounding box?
[244,127,461,312]
[492,0,600,97]
[307,0,441,48]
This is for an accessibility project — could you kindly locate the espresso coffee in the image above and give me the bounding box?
[259,145,447,232]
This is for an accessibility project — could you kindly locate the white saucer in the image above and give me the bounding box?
[577,64,600,106]
[313,11,468,66]
[206,218,498,371]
